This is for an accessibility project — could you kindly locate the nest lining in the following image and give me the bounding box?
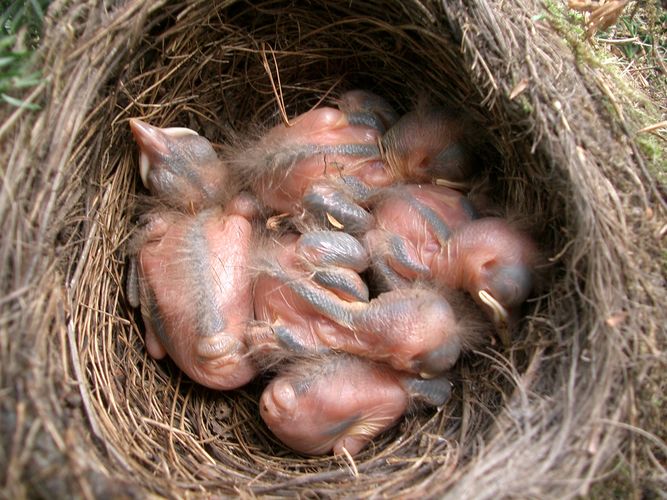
[0,0,665,498]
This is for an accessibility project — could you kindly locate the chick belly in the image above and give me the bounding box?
[138,211,256,389]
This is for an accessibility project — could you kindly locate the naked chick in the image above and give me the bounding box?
[127,119,257,389]
[365,183,537,339]
[260,354,451,456]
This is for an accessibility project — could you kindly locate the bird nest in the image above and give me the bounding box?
[1,0,665,497]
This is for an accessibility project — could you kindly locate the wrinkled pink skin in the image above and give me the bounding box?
[251,232,463,376]
[253,106,393,214]
[366,184,536,331]
[225,191,264,221]
[134,208,257,390]
[260,356,410,456]
[252,234,364,351]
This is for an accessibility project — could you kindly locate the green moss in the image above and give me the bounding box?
[587,463,635,499]
[603,3,667,63]
[636,133,666,170]
[1,0,50,44]
[518,95,533,115]
[1,0,50,109]
[542,0,601,67]
[541,1,667,180]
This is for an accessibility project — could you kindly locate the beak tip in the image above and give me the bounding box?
[128,119,170,188]
[128,117,143,135]
[129,118,157,143]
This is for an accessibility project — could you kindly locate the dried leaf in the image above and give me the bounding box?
[509,78,529,100]
[605,312,627,327]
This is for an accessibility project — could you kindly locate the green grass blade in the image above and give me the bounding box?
[1,92,41,110]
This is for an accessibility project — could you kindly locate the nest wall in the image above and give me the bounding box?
[1,0,665,498]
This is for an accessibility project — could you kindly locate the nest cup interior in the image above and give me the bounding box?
[48,0,659,497]
[93,2,554,495]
